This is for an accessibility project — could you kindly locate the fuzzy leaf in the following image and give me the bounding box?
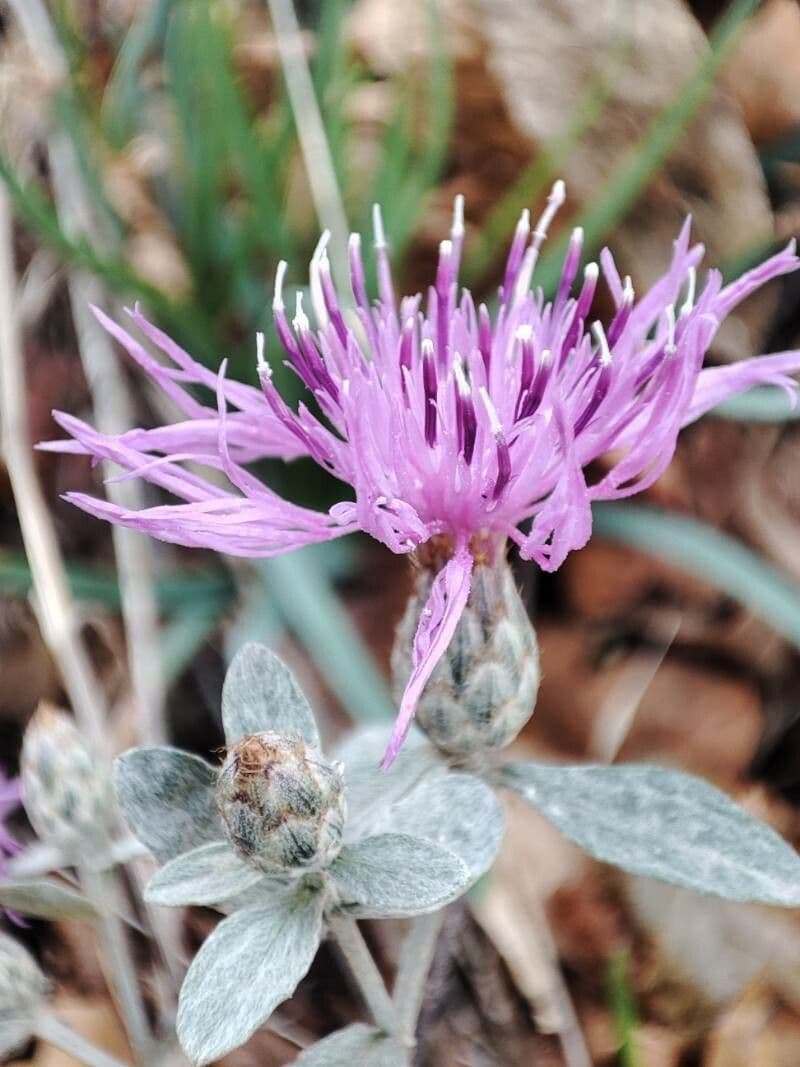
[144,842,264,907]
[330,833,469,918]
[386,772,503,882]
[114,747,221,863]
[293,1023,408,1066]
[0,878,97,920]
[177,885,324,1064]
[335,726,439,841]
[222,643,319,747]
[502,761,800,906]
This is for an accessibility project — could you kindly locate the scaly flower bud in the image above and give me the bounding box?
[392,556,539,759]
[0,932,48,1057]
[20,705,112,856]
[215,733,346,872]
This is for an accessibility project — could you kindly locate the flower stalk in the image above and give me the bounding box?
[327,914,399,1040]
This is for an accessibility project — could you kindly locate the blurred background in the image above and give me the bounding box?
[2,0,800,1063]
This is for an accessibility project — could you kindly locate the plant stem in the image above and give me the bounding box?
[80,867,153,1065]
[392,911,445,1042]
[36,1012,132,1067]
[328,914,398,1038]
[266,0,350,290]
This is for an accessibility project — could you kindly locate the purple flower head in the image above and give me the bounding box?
[44,181,800,765]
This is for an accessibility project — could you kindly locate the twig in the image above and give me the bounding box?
[0,186,108,750]
[36,1012,132,1067]
[327,914,399,1039]
[266,0,351,290]
[393,911,446,1043]
[80,866,153,1066]
[7,0,166,749]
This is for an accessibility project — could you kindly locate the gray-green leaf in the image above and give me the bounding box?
[335,726,439,841]
[177,885,324,1064]
[502,761,800,906]
[222,643,319,747]
[293,1024,408,1066]
[0,878,97,920]
[330,833,469,918]
[379,773,503,883]
[114,747,221,864]
[144,842,264,908]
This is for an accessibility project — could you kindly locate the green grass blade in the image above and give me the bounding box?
[607,951,639,1067]
[592,502,800,647]
[101,0,177,148]
[0,551,233,612]
[258,550,394,724]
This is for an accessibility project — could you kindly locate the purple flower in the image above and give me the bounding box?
[44,182,800,764]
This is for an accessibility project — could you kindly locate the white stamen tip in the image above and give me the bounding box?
[273,260,288,309]
[312,229,331,261]
[572,225,584,245]
[348,232,361,252]
[551,179,566,205]
[665,304,677,351]
[623,275,635,304]
[453,355,471,396]
[452,194,465,237]
[439,238,453,259]
[680,266,697,317]
[592,321,612,365]
[584,262,599,282]
[256,332,266,367]
[421,338,435,359]
[479,386,503,436]
[515,324,534,342]
[293,291,310,332]
[540,348,552,366]
[516,208,531,235]
[372,204,386,247]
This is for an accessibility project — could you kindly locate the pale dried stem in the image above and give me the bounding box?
[8,0,166,746]
[0,188,108,750]
[266,0,351,291]
[36,1011,132,1067]
[6,0,182,996]
[393,910,446,1043]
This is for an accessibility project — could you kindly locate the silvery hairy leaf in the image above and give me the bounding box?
[177,883,324,1064]
[222,643,319,748]
[502,761,800,906]
[293,1023,408,1066]
[335,726,439,841]
[144,842,264,908]
[330,833,469,918]
[0,878,98,921]
[0,932,48,1058]
[371,772,503,883]
[114,747,221,864]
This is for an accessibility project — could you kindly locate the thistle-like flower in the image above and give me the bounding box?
[45,182,800,763]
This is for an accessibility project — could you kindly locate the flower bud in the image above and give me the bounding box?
[215,733,346,872]
[393,558,539,758]
[20,705,113,856]
[0,933,48,1057]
